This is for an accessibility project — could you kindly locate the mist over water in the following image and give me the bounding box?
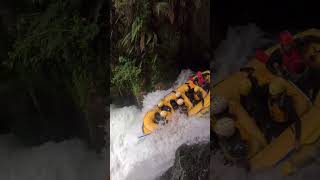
[211,25,320,179]
[0,134,106,180]
[212,24,273,84]
[110,70,210,180]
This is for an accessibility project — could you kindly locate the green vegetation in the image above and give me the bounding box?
[0,0,107,148]
[6,1,101,110]
[111,0,206,102]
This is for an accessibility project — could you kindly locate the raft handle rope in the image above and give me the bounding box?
[138,133,150,139]
[274,128,320,167]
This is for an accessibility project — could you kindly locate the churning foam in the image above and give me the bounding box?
[212,23,273,84]
[0,134,106,180]
[110,70,210,180]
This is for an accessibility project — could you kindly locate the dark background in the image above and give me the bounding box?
[211,0,320,48]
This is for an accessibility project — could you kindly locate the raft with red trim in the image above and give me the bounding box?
[142,70,210,135]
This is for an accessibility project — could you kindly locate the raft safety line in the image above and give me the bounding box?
[138,134,150,139]
[274,148,296,167]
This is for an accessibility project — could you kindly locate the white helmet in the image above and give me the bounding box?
[177,98,184,105]
[214,117,235,137]
[212,96,228,114]
[160,111,167,117]
[175,92,182,98]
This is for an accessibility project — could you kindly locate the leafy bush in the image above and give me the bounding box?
[111,56,142,96]
[5,0,100,110]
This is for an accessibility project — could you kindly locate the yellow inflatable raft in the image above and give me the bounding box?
[143,70,210,135]
[212,29,320,175]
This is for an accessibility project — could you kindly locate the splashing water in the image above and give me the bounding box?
[0,134,106,180]
[110,70,210,180]
[212,24,320,179]
[212,23,273,84]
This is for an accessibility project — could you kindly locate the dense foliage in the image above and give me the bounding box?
[5,1,102,110]
[0,0,107,148]
[111,0,206,102]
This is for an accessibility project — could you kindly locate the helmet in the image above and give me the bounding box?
[239,79,252,96]
[160,111,167,117]
[269,78,286,96]
[212,96,228,114]
[175,92,181,98]
[194,86,200,92]
[280,31,294,46]
[214,117,235,137]
[206,75,211,82]
[177,98,184,105]
[158,101,164,108]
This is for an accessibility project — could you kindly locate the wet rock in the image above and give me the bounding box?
[158,142,210,180]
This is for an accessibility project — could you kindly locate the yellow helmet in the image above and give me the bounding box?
[157,101,164,108]
[175,92,181,98]
[214,117,235,137]
[184,86,189,92]
[160,111,167,117]
[269,78,286,95]
[177,98,184,105]
[239,79,252,96]
[194,86,200,92]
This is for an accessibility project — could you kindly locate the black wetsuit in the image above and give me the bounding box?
[154,112,166,124]
[267,94,301,142]
[170,99,179,110]
[159,105,171,112]
[240,77,271,141]
[301,68,320,101]
[185,86,197,105]
[195,90,204,106]
[170,98,188,114]
[202,82,210,92]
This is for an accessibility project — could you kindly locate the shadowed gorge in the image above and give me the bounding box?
[0,0,107,152]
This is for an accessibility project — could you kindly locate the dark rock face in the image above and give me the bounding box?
[158,142,210,180]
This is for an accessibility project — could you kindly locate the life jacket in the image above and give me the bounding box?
[196,71,205,86]
[256,49,270,63]
[189,72,206,86]
[281,48,305,74]
[268,98,287,123]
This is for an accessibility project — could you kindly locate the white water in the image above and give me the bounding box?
[0,134,106,180]
[212,23,273,84]
[110,70,210,180]
[211,24,320,179]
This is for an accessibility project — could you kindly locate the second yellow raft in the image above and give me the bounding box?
[212,28,320,175]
